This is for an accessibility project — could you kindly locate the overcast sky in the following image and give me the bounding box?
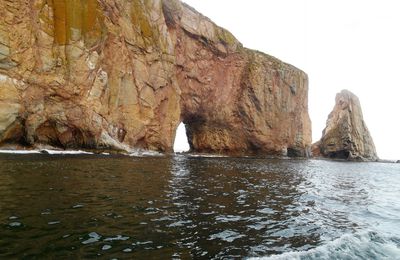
[175,0,400,160]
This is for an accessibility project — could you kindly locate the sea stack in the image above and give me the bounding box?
[0,0,311,156]
[312,90,378,161]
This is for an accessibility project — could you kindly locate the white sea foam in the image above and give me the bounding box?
[0,149,93,155]
[0,149,166,156]
[128,149,164,157]
[0,148,169,157]
[186,153,229,158]
[249,231,400,260]
[42,149,94,155]
[0,150,41,154]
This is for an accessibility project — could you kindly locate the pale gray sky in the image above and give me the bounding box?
[175,0,400,160]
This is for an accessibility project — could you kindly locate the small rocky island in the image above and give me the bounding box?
[312,90,378,161]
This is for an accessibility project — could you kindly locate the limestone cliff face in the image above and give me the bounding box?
[0,0,311,156]
[312,90,378,161]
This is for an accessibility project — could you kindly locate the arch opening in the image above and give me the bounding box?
[173,122,190,153]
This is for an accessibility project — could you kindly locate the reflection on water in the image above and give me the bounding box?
[0,154,399,259]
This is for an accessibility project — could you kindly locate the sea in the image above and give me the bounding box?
[0,152,399,259]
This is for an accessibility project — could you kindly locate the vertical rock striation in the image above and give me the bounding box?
[312,90,378,161]
[0,0,311,156]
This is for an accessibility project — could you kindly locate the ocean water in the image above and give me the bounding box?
[0,153,399,259]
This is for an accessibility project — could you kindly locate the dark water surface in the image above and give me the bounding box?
[0,153,399,259]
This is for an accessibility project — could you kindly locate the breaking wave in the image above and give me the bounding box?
[251,231,400,260]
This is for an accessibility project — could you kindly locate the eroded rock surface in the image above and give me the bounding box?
[312,90,378,161]
[0,0,311,156]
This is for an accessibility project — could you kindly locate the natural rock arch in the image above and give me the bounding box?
[0,0,311,156]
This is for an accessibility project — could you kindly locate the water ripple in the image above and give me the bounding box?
[0,154,399,259]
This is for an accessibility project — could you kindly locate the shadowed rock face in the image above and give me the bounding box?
[312,90,378,161]
[0,0,311,156]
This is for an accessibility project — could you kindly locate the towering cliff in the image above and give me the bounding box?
[312,90,378,161]
[0,0,311,156]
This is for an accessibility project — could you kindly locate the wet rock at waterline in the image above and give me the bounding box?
[312,90,378,161]
[0,0,311,156]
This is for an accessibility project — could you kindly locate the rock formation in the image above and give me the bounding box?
[312,90,378,161]
[0,0,311,156]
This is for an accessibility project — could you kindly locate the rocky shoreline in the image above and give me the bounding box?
[0,0,381,161]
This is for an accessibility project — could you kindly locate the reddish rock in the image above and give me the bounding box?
[312,90,378,161]
[0,0,311,156]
